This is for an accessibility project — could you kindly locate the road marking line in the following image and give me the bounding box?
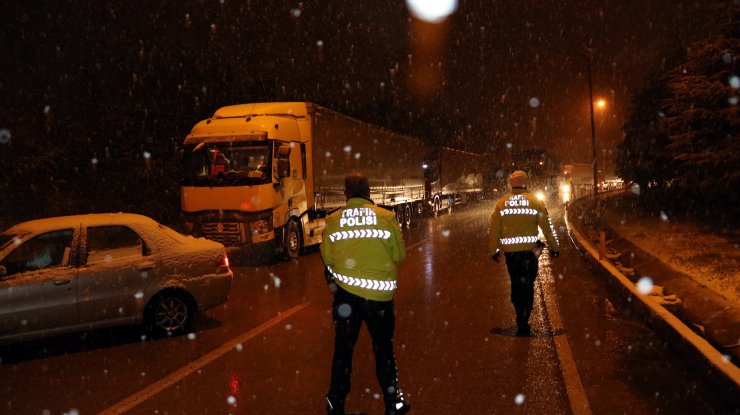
[538,260,592,415]
[98,303,308,415]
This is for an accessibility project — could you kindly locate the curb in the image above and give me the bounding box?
[565,205,740,409]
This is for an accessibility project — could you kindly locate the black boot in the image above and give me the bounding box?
[326,396,345,415]
[384,388,411,415]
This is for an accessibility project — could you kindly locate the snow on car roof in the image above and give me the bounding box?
[1,213,224,257]
[3,213,161,234]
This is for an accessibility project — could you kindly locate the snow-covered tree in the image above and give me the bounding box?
[659,36,739,203]
[618,3,739,212]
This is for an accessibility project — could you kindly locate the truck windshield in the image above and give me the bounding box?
[181,142,272,187]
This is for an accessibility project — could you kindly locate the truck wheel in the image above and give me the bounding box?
[395,206,404,227]
[404,204,412,228]
[285,220,301,260]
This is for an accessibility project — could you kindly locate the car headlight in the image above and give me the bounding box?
[535,191,546,201]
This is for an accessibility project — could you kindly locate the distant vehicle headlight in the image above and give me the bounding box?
[535,191,546,201]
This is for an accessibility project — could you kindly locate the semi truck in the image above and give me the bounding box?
[423,147,486,216]
[179,102,427,261]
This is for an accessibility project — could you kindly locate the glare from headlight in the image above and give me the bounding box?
[535,191,545,201]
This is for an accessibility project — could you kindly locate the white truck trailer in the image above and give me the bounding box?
[423,147,486,216]
[179,102,425,261]
[562,163,595,200]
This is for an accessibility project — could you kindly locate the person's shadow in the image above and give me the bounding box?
[489,326,567,337]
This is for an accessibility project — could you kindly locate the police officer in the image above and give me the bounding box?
[321,172,411,415]
[487,170,560,336]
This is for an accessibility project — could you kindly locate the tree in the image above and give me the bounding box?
[618,2,739,214]
[617,71,674,194]
[659,36,740,204]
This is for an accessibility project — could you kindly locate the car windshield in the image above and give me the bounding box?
[181,142,272,187]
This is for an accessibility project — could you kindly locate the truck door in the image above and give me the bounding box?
[290,142,307,210]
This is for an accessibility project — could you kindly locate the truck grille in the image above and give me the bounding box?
[202,222,242,247]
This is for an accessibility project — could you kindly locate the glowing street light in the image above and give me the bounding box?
[596,99,607,109]
[406,0,458,23]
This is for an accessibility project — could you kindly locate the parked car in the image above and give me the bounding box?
[0,213,233,345]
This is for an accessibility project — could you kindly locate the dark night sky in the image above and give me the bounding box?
[0,1,722,175]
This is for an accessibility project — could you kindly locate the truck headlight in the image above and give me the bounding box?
[250,218,273,236]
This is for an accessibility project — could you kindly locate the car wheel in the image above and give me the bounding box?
[147,293,193,335]
[285,220,301,260]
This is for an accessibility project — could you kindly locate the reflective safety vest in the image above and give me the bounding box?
[487,188,560,254]
[320,197,406,301]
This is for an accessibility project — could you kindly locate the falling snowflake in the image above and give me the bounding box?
[337,303,353,318]
[636,276,653,295]
[271,273,282,288]
[514,394,525,405]
[730,75,740,89]
[0,128,11,144]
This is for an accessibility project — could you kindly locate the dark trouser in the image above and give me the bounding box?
[504,250,539,328]
[328,286,400,405]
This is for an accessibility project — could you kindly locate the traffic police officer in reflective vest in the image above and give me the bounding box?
[487,170,560,336]
[321,172,411,415]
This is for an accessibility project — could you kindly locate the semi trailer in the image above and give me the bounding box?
[423,147,486,216]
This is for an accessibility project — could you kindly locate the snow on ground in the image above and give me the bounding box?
[598,193,740,305]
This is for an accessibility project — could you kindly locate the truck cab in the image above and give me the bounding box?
[180,103,313,262]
